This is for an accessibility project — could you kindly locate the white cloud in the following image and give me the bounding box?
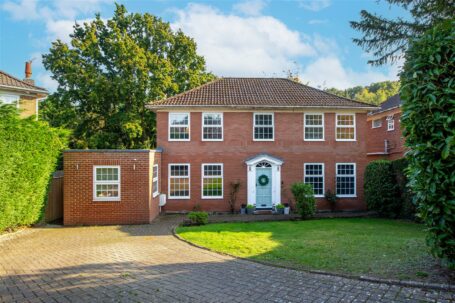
[233,0,266,16]
[300,56,399,89]
[36,72,58,92]
[299,0,331,11]
[1,0,39,20]
[172,4,315,76]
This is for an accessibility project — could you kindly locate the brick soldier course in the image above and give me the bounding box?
[1,217,453,303]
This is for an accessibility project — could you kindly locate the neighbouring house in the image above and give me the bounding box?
[366,94,406,160]
[0,61,48,119]
[64,78,380,225]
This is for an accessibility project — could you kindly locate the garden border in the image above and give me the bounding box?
[172,225,454,292]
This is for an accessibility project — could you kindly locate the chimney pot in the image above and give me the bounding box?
[25,61,32,79]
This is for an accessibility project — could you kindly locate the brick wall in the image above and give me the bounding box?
[64,150,161,225]
[367,108,406,160]
[157,111,371,212]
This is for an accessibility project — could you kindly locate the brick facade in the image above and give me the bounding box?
[157,110,371,212]
[63,150,161,226]
[366,107,406,160]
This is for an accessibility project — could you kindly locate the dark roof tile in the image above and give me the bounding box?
[147,78,376,109]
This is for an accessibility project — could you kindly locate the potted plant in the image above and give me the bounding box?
[283,203,290,215]
[240,203,247,215]
[325,190,337,212]
[275,203,285,214]
[246,204,255,214]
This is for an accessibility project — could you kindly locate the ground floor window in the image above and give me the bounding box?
[152,164,159,197]
[336,163,356,197]
[202,164,223,199]
[93,166,120,201]
[304,163,324,197]
[169,164,190,199]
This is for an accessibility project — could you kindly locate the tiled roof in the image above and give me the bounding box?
[0,70,48,93]
[371,94,402,114]
[147,78,377,109]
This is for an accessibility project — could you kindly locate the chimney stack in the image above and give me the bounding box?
[24,61,35,86]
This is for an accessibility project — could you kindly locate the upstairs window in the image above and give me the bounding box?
[202,113,223,141]
[202,164,223,199]
[152,164,159,197]
[169,113,190,141]
[254,113,274,141]
[169,164,190,199]
[304,163,324,197]
[336,163,356,197]
[304,113,324,141]
[93,166,120,201]
[372,119,382,128]
[387,116,395,131]
[336,114,356,141]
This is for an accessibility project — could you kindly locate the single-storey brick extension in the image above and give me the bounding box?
[64,78,393,225]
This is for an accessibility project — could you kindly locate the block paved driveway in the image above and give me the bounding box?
[1,216,454,303]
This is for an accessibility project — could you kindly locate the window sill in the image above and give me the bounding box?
[304,139,325,142]
[201,196,224,199]
[93,198,121,202]
[336,195,357,198]
[168,196,190,200]
[153,192,160,198]
[335,139,356,142]
[168,139,191,142]
[253,139,275,142]
[202,139,224,142]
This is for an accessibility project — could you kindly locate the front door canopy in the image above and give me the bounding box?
[245,154,284,166]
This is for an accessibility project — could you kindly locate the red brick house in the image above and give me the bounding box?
[366,94,406,160]
[64,78,379,225]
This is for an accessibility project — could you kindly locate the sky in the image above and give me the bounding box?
[0,0,405,92]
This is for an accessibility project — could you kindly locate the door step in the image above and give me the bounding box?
[253,209,273,215]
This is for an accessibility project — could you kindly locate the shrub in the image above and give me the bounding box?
[400,20,455,266]
[364,160,400,217]
[228,181,241,213]
[275,204,284,209]
[391,158,415,219]
[246,204,255,209]
[291,182,316,219]
[187,211,209,225]
[0,105,68,232]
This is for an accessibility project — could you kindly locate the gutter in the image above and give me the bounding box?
[0,84,48,95]
[146,104,379,111]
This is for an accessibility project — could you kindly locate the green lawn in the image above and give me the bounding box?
[176,218,440,280]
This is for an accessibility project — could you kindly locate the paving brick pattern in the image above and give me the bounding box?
[1,216,454,303]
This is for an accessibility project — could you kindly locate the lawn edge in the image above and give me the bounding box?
[172,226,454,292]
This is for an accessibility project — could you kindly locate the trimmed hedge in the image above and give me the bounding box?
[364,160,400,217]
[291,182,316,219]
[0,105,68,232]
[364,159,415,219]
[187,211,209,225]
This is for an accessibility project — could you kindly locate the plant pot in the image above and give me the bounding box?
[246,208,255,215]
[284,207,290,215]
[240,208,246,215]
[276,208,284,214]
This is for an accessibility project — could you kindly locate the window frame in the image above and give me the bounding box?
[253,112,274,141]
[168,112,190,142]
[201,163,224,199]
[335,113,356,141]
[387,116,395,131]
[168,163,191,199]
[372,119,382,129]
[0,93,20,108]
[335,163,356,198]
[304,163,325,197]
[93,165,121,202]
[304,113,325,141]
[202,112,224,141]
[152,164,159,198]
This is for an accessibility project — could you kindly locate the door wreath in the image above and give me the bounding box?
[258,174,269,186]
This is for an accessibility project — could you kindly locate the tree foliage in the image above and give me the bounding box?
[0,104,68,232]
[325,81,400,105]
[351,0,454,65]
[41,4,215,149]
[400,20,455,266]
